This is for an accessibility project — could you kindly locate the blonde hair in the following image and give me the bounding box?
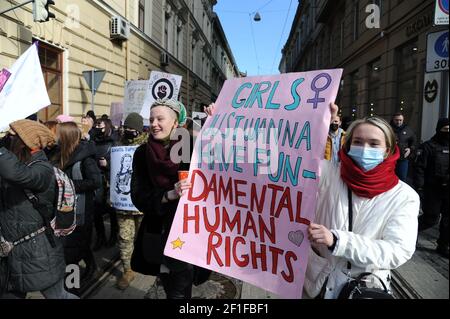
[343,116,397,157]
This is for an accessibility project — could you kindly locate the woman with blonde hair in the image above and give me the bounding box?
[53,122,102,287]
[130,98,211,299]
[304,104,420,299]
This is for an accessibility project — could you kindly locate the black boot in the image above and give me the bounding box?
[106,209,118,248]
[81,250,98,283]
[93,233,106,251]
[106,231,117,248]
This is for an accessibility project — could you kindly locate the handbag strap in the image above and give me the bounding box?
[355,272,390,293]
[347,187,353,270]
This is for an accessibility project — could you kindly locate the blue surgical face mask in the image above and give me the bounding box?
[347,145,385,172]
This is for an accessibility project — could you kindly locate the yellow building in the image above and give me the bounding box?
[0,0,240,122]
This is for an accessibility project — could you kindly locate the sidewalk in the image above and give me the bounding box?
[88,269,241,299]
[392,225,448,299]
[27,223,448,299]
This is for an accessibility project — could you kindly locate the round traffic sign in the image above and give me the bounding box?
[435,32,449,58]
[439,0,449,14]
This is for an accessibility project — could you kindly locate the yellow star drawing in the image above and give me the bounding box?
[171,237,185,250]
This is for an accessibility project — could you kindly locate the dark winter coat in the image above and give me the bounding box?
[392,124,417,160]
[414,135,449,190]
[93,134,117,203]
[0,148,65,293]
[93,134,116,169]
[59,141,102,264]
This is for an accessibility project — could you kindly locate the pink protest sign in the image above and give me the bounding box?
[0,68,11,93]
[164,69,343,299]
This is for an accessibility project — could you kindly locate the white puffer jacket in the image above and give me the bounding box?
[303,160,420,299]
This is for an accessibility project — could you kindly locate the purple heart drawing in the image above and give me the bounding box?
[288,230,304,247]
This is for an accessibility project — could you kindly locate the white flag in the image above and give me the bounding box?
[0,43,51,131]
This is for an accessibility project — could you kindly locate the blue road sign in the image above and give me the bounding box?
[435,32,449,58]
[439,0,449,14]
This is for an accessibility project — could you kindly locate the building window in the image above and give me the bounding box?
[176,20,183,62]
[352,1,359,41]
[349,70,361,118]
[368,58,381,116]
[138,0,145,31]
[165,16,169,50]
[329,30,333,64]
[37,42,63,122]
[396,40,418,123]
[336,79,344,107]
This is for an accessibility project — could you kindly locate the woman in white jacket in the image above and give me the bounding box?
[304,104,420,299]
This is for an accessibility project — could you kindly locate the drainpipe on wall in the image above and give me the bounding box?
[125,0,130,81]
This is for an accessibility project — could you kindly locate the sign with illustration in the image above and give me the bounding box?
[110,146,138,211]
[164,69,343,298]
[140,71,182,122]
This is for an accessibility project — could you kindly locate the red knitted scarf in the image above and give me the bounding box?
[339,146,400,199]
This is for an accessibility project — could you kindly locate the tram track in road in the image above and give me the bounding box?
[80,255,121,299]
[391,269,423,299]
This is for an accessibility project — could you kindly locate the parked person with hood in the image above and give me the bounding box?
[0,120,78,299]
[52,122,102,285]
[414,118,449,258]
[304,104,419,299]
[390,113,417,182]
[130,99,210,299]
[114,112,148,290]
[92,118,119,250]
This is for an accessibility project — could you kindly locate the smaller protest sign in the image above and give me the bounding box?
[140,71,182,121]
[110,146,139,211]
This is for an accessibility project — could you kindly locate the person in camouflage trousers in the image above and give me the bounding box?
[116,113,147,290]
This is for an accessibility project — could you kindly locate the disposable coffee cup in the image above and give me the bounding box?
[178,170,189,181]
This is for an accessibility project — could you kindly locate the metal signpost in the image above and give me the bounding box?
[82,70,106,112]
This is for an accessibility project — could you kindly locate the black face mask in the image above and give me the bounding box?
[330,124,339,132]
[94,127,105,136]
[124,130,139,140]
[437,131,449,143]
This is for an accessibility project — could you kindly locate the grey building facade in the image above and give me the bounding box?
[281,0,449,141]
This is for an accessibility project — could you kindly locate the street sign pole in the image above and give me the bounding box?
[91,70,95,111]
[82,69,106,113]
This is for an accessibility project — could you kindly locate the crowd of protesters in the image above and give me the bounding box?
[0,96,448,299]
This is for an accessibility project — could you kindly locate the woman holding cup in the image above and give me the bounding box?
[130,98,210,299]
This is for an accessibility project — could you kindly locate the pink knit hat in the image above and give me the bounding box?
[56,114,75,123]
